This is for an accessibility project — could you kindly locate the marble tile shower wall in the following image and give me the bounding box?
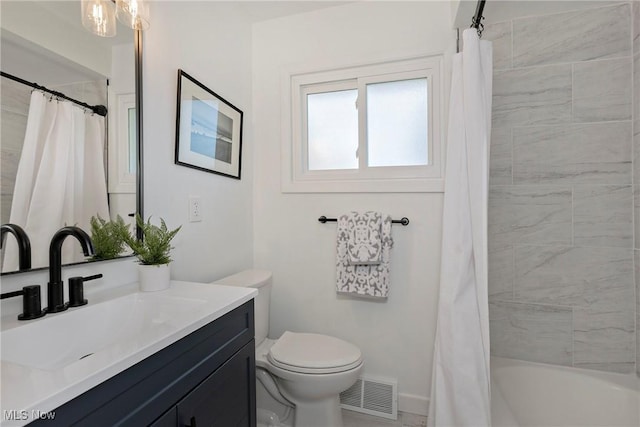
[0,79,31,224]
[485,2,638,374]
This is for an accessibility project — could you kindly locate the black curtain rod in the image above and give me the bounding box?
[1,71,108,117]
[318,216,410,226]
[471,0,486,36]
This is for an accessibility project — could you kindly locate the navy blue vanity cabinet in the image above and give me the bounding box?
[30,300,256,427]
[175,340,255,426]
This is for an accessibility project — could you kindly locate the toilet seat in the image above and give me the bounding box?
[267,331,363,374]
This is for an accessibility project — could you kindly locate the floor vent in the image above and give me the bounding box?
[340,376,397,420]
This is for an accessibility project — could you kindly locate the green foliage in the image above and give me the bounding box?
[90,214,130,260]
[123,214,182,265]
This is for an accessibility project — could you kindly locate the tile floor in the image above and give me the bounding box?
[343,410,427,427]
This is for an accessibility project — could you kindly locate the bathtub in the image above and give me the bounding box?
[491,357,639,427]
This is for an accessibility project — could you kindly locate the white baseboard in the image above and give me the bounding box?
[398,393,429,416]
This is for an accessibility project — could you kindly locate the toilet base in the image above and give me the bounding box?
[255,338,362,427]
[293,396,343,427]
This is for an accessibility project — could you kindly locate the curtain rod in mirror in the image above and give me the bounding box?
[0,71,107,116]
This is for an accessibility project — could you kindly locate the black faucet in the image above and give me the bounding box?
[1,224,32,271]
[47,226,95,313]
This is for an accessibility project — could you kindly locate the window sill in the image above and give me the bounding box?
[281,177,444,193]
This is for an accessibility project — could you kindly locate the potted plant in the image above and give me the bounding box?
[89,214,131,260]
[123,214,181,292]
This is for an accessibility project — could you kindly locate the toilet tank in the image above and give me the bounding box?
[212,269,272,345]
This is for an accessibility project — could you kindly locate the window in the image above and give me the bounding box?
[283,56,443,193]
[108,92,136,194]
[127,106,137,174]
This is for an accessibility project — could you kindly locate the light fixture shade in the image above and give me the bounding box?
[116,0,150,30]
[81,0,116,37]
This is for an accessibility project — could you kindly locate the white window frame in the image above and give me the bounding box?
[282,55,444,193]
[108,91,136,194]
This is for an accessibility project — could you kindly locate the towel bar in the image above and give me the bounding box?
[318,216,409,226]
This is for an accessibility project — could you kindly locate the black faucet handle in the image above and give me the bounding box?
[0,285,46,321]
[68,274,103,307]
[19,285,46,320]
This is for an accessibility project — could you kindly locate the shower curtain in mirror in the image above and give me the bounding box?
[3,91,109,270]
[428,29,492,426]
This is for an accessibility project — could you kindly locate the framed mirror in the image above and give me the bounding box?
[0,1,143,274]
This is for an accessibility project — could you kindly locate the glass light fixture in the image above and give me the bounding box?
[116,0,150,31]
[81,0,116,38]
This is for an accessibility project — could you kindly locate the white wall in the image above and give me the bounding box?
[252,2,455,414]
[142,2,254,283]
[111,44,135,94]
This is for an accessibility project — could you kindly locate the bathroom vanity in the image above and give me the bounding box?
[0,282,257,427]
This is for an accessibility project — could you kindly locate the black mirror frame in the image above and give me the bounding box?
[135,29,144,241]
[1,29,144,276]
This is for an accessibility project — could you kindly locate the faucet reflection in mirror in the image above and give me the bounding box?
[0,224,31,271]
[2,91,109,272]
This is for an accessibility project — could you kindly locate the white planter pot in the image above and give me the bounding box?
[138,263,171,292]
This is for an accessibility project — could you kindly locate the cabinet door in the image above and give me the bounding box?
[177,340,256,427]
[150,408,177,427]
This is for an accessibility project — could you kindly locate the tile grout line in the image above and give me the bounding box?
[571,305,575,368]
[508,1,628,29]
[490,297,579,311]
[509,242,634,251]
[511,18,516,321]
[497,55,633,74]
[631,0,638,375]
[571,185,575,247]
[510,19,514,71]
[511,241,515,302]
[507,119,632,129]
[491,183,633,188]
[510,127,513,186]
[571,62,575,123]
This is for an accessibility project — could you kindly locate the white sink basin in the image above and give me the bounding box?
[0,281,257,427]
[1,292,207,371]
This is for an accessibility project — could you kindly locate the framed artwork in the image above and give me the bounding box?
[175,69,243,179]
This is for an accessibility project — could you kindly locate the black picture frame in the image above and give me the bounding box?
[175,69,243,179]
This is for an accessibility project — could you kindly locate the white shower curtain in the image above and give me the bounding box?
[428,29,492,426]
[4,91,109,270]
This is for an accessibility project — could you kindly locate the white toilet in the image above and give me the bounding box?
[213,269,363,427]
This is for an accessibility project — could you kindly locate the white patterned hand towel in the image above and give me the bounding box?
[344,211,382,265]
[336,213,393,299]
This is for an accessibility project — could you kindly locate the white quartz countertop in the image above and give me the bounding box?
[0,281,257,426]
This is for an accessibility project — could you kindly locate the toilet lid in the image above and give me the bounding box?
[268,331,363,374]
